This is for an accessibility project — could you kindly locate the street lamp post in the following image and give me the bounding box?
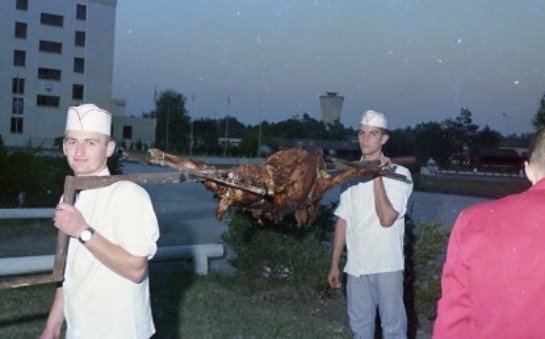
[189,120,194,155]
[224,115,229,157]
[165,104,170,152]
[502,113,509,136]
[257,121,262,158]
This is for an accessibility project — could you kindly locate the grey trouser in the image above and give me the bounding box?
[347,270,407,339]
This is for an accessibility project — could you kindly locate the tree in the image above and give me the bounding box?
[413,121,454,167]
[475,126,502,149]
[192,118,221,155]
[532,92,545,130]
[154,90,190,153]
[269,116,308,139]
[237,124,261,157]
[300,113,327,139]
[444,107,478,146]
[325,120,353,140]
[0,134,6,162]
[217,116,247,156]
[384,127,415,158]
[255,113,353,142]
[441,107,479,167]
[218,116,246,139]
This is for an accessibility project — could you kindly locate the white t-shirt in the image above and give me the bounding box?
[335,165,413,276]
[63,174,160,339]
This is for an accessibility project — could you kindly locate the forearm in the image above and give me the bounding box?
[373,177,399,226]
[84,233,148,283]
[41,287,64,339]
[330,218,347,267]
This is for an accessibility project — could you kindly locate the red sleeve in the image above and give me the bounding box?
[433,214,471,338]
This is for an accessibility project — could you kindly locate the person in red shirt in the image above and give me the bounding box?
[433,127,545,338]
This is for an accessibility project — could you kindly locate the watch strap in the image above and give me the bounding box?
[78,226,96,245]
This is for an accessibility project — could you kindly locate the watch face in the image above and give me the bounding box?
[81,230,92,242]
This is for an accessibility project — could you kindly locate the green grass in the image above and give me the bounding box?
[0,283,54,338]
[0,264,351,338]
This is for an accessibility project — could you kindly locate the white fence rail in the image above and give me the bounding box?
[0,244,224,276]
[0,208,54,219]
[0,208,224,276]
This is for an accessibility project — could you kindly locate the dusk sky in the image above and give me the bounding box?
[112,0,545,135]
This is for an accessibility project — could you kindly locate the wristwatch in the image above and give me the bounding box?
[78,226,96,245]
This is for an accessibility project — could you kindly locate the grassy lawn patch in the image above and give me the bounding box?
[0,283,53,338]
[0,264,350,338]
[152,263,351,338]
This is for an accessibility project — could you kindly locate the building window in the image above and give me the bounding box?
[74,57,85,73]
[15,22,27,39]
[12,98,24,114]
[72,84,84,100]
[12,78,25,94]
[11,117,24,134]
[13,50,26,66]
[123,126,133,139]
[41,13,64,27]
[38,67,62,80]
[75,31,86,47]
[39,40,63,54]
[76,4,87,20]
[16,0,28,10]
[37,95,60,107]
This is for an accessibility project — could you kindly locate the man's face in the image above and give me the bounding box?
[63,130,114,176]
[357,124,388,159]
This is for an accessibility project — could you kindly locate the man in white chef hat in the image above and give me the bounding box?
[328,109,413,338]
[41,103,160,338]
[62,103,115,176]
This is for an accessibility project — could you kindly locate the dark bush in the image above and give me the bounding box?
[222,204,337,296]
[412,219,449,321]
[0,150,69,207]
[0,147,123,207]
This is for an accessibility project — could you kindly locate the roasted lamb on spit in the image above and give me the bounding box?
[129,145,412,226]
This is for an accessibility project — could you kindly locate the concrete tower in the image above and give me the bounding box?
[320,92,344,126]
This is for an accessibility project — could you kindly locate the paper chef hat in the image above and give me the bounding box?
[360,110,387,129]
[65,104,112,136]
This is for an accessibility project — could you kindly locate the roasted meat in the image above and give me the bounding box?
[142,146,389,226]
[140,146,416,225]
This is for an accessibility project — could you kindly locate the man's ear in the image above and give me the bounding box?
[381,134,390,145]
[106,140,116,157]
[525,161,537,185]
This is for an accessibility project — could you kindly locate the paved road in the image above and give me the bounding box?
[122,162,227,247]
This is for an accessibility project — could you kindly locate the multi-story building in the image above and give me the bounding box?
[1,0,155,149]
